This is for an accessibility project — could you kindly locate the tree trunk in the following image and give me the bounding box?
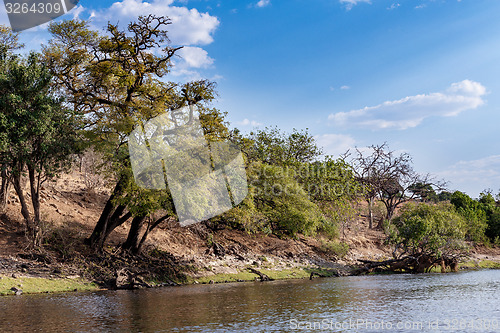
[377,200,395,229]
[136,226,150,255]
[386,206,395,222]
[86,177,129,251]
[0,168,11,213]
[28,166,42,246]
[87,202,130,251]
[135,214,172,255]
[376,217,386,229]
[368,197,374,229]
[12,173,33,234]
[122,215,147,254]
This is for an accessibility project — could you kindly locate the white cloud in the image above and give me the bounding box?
[169,68,204,81]
[236,119,263,127]
[71,5,86,19]
[314,134,356,157]
[387,3,400,10]
[435,155,500,197]
[339,0,371,10]
[177,46,214,68]
[92,0,220,46]
[330,85,350,91]
[328,80,487,130]
[85,0,220,80]
[256,0,271,8]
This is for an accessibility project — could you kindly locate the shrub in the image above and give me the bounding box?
[450,191,489,242]
[319,240,349,259]
[389,202,469,259]
[219,162,324,237]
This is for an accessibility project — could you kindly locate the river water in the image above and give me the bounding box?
[0,270,499,332]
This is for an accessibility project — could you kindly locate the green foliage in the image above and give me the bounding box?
[221,162,325,237]
[297,157,361,202]
[0,51,80,245]
[487,210,500,241]
[319,240,350,259]
[250,163,325,236]
[409,182,438,202]
[247,127,322,167]
[450,191,489,242]
[389,202,469,258]
[0,25,24,55]
[219,128,362,239]
[436,191,453,202]
[0,52,79,176]
[218,190,270,234]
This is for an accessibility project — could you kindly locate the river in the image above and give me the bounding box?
[0,270,499,332]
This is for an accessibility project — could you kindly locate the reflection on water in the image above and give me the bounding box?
[0,270,499,332]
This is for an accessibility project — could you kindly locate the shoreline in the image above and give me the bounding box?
[2,254,500,296]
[2,171,500,296]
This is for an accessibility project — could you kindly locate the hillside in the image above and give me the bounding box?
[1,168,500,291]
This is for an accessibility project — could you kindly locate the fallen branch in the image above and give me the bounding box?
[247,267,273,281]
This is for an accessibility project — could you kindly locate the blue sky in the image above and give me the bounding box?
[1,0,499,198]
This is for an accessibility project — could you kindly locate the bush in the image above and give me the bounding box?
[250,163,324,236]
[389,202,469,259]
[319,240,349,259]
[219,162,325,237]
[450,191,489,242]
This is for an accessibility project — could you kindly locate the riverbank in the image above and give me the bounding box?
[1,243,500,296]
[1,170,500,295]
[2,227,500,296]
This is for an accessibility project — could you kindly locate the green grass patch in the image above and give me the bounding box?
[191,271,258,284]
[191,267,340,284]
[459,259,500,270]
[0,276,99,296]
[260,268,310,280]
[477,260,500,269]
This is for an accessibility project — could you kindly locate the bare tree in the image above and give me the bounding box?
[350,143,445,228]
[348,144,389,228]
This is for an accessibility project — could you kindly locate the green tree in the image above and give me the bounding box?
[450,191,488,242]
[388,202,469,272]
[249,162,325,236]
[44,16,227,252]
[436,190,453,202]
[297,157,361,238]
[0,52,79,246]
[409,182,438,202]
[248,127,322,167]
[220,162,325,237]
[0,25,24,213]
[478,191,500,242]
